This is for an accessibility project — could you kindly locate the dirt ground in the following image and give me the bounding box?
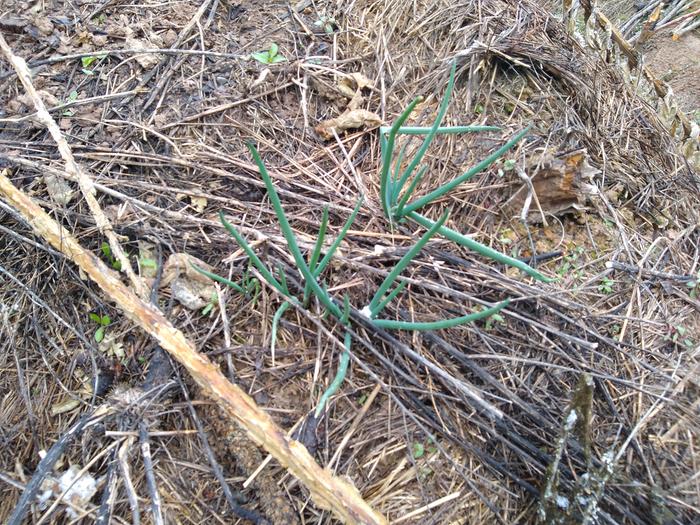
[643,30,700,113]
[0,0,698,524]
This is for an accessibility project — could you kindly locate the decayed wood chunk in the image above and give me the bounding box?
[503,149,599,222]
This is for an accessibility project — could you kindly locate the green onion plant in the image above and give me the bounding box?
[195,67,549,416]
[378,61,552,282]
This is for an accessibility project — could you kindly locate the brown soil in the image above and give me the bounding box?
[643,29,700,114]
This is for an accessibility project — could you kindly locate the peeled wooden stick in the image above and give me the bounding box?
[0,168,386,524]
[0,33,148,299]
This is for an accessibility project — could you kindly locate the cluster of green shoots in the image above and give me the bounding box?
[378,62,550,282]
[197,61,550,416]
[196,142,507,416]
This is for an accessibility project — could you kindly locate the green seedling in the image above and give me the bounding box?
[251,43,286,65]
[100,241,122,271]
[81,54,106,75]
[556,246,584,279]
[598,276,614,294]
[89,313,111,343]
[666,325,695,348]
[314,14,338,34]
[412,442,425,459]
[62,90,79,116]
[378,61,552,282]
[411,439,438,460]
[201,291,218,317]
[484,310,506,331]
[497,158,517,176]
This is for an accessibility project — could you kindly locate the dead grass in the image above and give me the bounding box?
[0,0,698,523]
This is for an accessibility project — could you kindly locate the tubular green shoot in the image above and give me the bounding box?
[368,212,449,315]
[401,126,530,215]
[407,212,553,282]
[372,300,509,330]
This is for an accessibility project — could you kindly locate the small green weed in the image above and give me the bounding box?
[411,439,438,460]
[100,241,122,271]
[251,43,286,65]
[497,158,516,177]
[81,54,106,75]
[598,276,614,294]
[484,311,506,331]
[61,90,79,117]
[201,291,218,317]
[89,313,111,343]
[665,325,695,348]
[314,14,338,34]
[556,246,584,278]
[411,442,425,459]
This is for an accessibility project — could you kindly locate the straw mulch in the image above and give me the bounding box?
[1,0,698,523]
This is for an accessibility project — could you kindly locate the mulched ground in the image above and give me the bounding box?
[1,0,698,523]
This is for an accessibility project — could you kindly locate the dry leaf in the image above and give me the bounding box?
[44,173,74,205]
[161,253,217,310]
[103,202,137,224]
[99,334,125,359]
[124,32,160,68]
[50,398,81,416]
[190,195,208,213]
[315,108,382,140]
[38,466,97,519]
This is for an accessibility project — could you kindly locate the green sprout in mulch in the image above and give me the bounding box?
[378,61,552,282]
[195,142,509,416]
[89,312,111,343]
[250,43,286,65]
[100,241,121,271]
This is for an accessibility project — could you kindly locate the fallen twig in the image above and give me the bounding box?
[0,168,386,525]
[0,33,148,298]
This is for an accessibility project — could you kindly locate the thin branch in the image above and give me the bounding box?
[0,169,386,525]
[0,34,148,299]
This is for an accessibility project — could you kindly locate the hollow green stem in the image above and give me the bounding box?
[303,207,329,304]
[248,143,343,319]
[391,62,457,204]
[372,280,408,317]
[191,264,246,294]
[368,211,449,315]
[395,165,427,218]
[315,330,351,416]
[379,97,424,215]
[372,300,509,330]
[390,143,408,203]
[406,211,552,282]
[401,126,530,215]
[271,301,292,363]
[315,295,352,416]
[219,211,285,293]
[379,125,500,136]
[314,197,363,278]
